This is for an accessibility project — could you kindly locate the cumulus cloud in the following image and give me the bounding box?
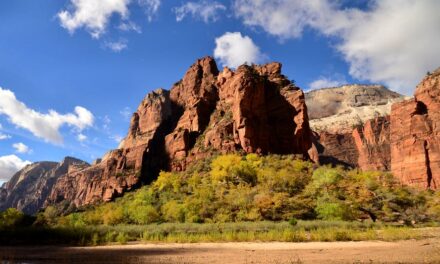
[234,0,440,94]
[12,142,32,154]
[58,0,131,38]
[0,155,31,182]
[57,0,160,38]
[0,87,94,145]
[174,1,226,23]
[214,32,266,68]
[104,39,128,52]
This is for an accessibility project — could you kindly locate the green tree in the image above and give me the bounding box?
[0,208,25,228]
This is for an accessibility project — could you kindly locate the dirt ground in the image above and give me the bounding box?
[1,238,440,264]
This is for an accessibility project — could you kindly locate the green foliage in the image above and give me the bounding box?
[0,208,25,228]
[116,232,128,244]
[1,221,438,245]
[289,218,298,226]
[53,154,438,227]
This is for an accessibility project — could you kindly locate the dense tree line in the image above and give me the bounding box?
[45,154,440,227]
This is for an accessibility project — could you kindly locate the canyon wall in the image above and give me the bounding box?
[47,57,318,209]
[391,69,440,189]
[0,157,87,214]
[307,85,402,170]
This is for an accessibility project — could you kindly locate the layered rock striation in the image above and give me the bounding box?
[307,85,401,170]
[0,157,87,214]
[315,116,391,170]
[391,69,440,189]
[47,57,318,209]
[306,84,403,133]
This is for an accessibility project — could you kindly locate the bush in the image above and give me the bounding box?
[116,232,128,244]
[0,208,33,228]
[289,218,298,226]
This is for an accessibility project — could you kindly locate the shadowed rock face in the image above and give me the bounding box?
[353,116,391,171]
[46,57,317,209]
[391,68,440,189]
[0,157,88,214]
[315,116,391,171]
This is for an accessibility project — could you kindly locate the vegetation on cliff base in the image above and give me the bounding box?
[58,154,439,226]
[1,154,440,245]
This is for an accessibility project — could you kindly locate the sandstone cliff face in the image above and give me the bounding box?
[306,84,403,133]
[0,157,87,214]
[352,116,391,171]
[391,69,440,189]
[47,89,172,208]
[307,85,401,170]
[47,57,317,209]
[315,116,391,170]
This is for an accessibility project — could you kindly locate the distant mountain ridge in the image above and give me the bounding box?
[0,157,88,214]
[306,84,405,133]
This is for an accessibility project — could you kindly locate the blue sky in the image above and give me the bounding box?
[1,0,439,184]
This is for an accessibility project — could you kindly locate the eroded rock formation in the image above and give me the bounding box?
[391,69,440,189]
[353,116,391,171]
[0,157,87,214]
[306,84,403,133]
[315,116,391,170]
[47,57,317,209]
[307,85,401,170]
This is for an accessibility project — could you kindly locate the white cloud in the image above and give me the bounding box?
[104,39,128,52]
[118,21,141,33]
[0,125,11,140]
[58,0,131,39]
[174,1,226,23]
[57,0,160,38]
[120,107,132,120]
[77,133,87,142]
[0,133,11,140]
[234,0,324,40]
[12,142,32,154]
[102,115,111,131]
[214,32,266,68]
[138,0,161,21]
[233,0,440,94]
[0,87,94,145]
[0,155,31,182]
[309,76,346,90]
[111,134,123,143]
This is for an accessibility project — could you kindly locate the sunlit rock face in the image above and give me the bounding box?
[391,68,440,189]
[307,85,402,170]
[47,57,318,209]
[306,84,403,134]
[0,157,88,214]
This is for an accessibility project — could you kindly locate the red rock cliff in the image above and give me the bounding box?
[391,69,440,189]
[316,116,391,171]
[48,57,318,208]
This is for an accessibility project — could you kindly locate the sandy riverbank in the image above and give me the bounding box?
[1,238,440,263]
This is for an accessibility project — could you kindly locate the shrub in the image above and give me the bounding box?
[289,218,298,226]
[116,232,128,244]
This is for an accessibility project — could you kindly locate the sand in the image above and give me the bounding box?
[1,238,440,263]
